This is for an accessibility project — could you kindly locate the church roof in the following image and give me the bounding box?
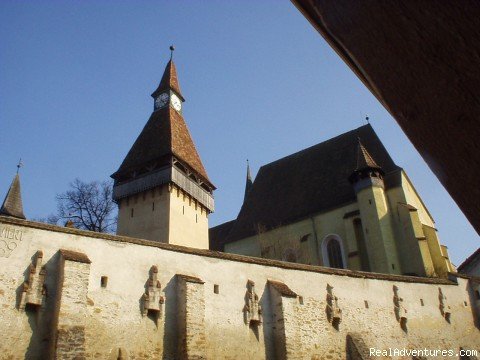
[219,124,400,245]
[151,59,184,100]
[0,174,26,219]
[112,106,212,186]
[209,219,236,251]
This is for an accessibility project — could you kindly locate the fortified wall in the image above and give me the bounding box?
[1,216,479,359]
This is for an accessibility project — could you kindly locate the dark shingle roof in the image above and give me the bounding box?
[223,125,400,243]
[112,106,211,186]
[457,248,480,273]
[0,174,26,219]
[209,220,236,251]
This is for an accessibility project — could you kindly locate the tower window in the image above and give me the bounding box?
[183,206,185,215]
[101,276,108,288]
[214,284,219,294]
[152,202,155,211]
[196,214,198,223]
[131,208,134,218]
[420,299,424,306]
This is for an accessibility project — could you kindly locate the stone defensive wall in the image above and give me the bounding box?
[0,216,479,359]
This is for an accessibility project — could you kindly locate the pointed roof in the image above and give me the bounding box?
[0,174,26,219]
[112,106,212,186]
[355,138,383,171]
[244,161,253,202]
[151,60,184,100]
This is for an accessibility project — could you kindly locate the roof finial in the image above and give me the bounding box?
[169,45,175,61]
[16,158,23,174]
[365,115,370,124]
[244,159,253,203]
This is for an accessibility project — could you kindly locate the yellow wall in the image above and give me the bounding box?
[225,203,360,267]
[224,170,453,279]
[117,185,170,242]
[117,184,209,249]
[168,185,209,249]
[356,184,401,274]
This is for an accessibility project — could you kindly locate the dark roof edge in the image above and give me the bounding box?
[457,248,480,272]
[258,124,397,172]
[0,216,456,286]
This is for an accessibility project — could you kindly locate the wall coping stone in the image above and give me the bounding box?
[59,249,92,264]
[268,280,298,297]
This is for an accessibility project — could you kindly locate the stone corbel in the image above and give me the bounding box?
[438,287,451,323]
[326,284,342,329]
[142,265,164,319]
[19,250,47,311]
[393,285,407,331]
[244,280,262,325]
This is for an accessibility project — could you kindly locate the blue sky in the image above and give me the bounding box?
[1,1,477,265]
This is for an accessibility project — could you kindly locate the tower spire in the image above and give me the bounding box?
[0,168,26,219]
[151,47,184,101]
[349,137,384,184]
[244,160,253,202]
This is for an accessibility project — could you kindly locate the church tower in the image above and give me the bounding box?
[348,139,400,274]
[112,50,215,249]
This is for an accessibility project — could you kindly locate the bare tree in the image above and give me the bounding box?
[56,179,117,233]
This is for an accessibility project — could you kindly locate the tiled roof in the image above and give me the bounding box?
[0,174,26,219]
[222,124,400,243]
[151,59,184,100]
[356,138,382,171]
[112,106,211,186]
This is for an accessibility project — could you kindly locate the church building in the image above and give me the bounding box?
[211,125,454,278]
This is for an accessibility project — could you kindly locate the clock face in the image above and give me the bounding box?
[171,93,182,111]
[155,93,169,109]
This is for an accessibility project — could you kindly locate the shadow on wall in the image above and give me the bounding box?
[17,252,62,360]
[162,276,178,360]
[260,282,275,360]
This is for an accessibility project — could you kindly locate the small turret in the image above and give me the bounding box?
[348,138,400,274]
[348,138,385,192]
[0,173,26,219]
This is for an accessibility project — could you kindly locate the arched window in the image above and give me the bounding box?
[321,235,347,269]
[327,240,344,268]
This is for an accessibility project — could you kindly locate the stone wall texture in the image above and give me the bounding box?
[0,217,479,359]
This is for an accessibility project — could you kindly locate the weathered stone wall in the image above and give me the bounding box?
[0,217,479,359]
